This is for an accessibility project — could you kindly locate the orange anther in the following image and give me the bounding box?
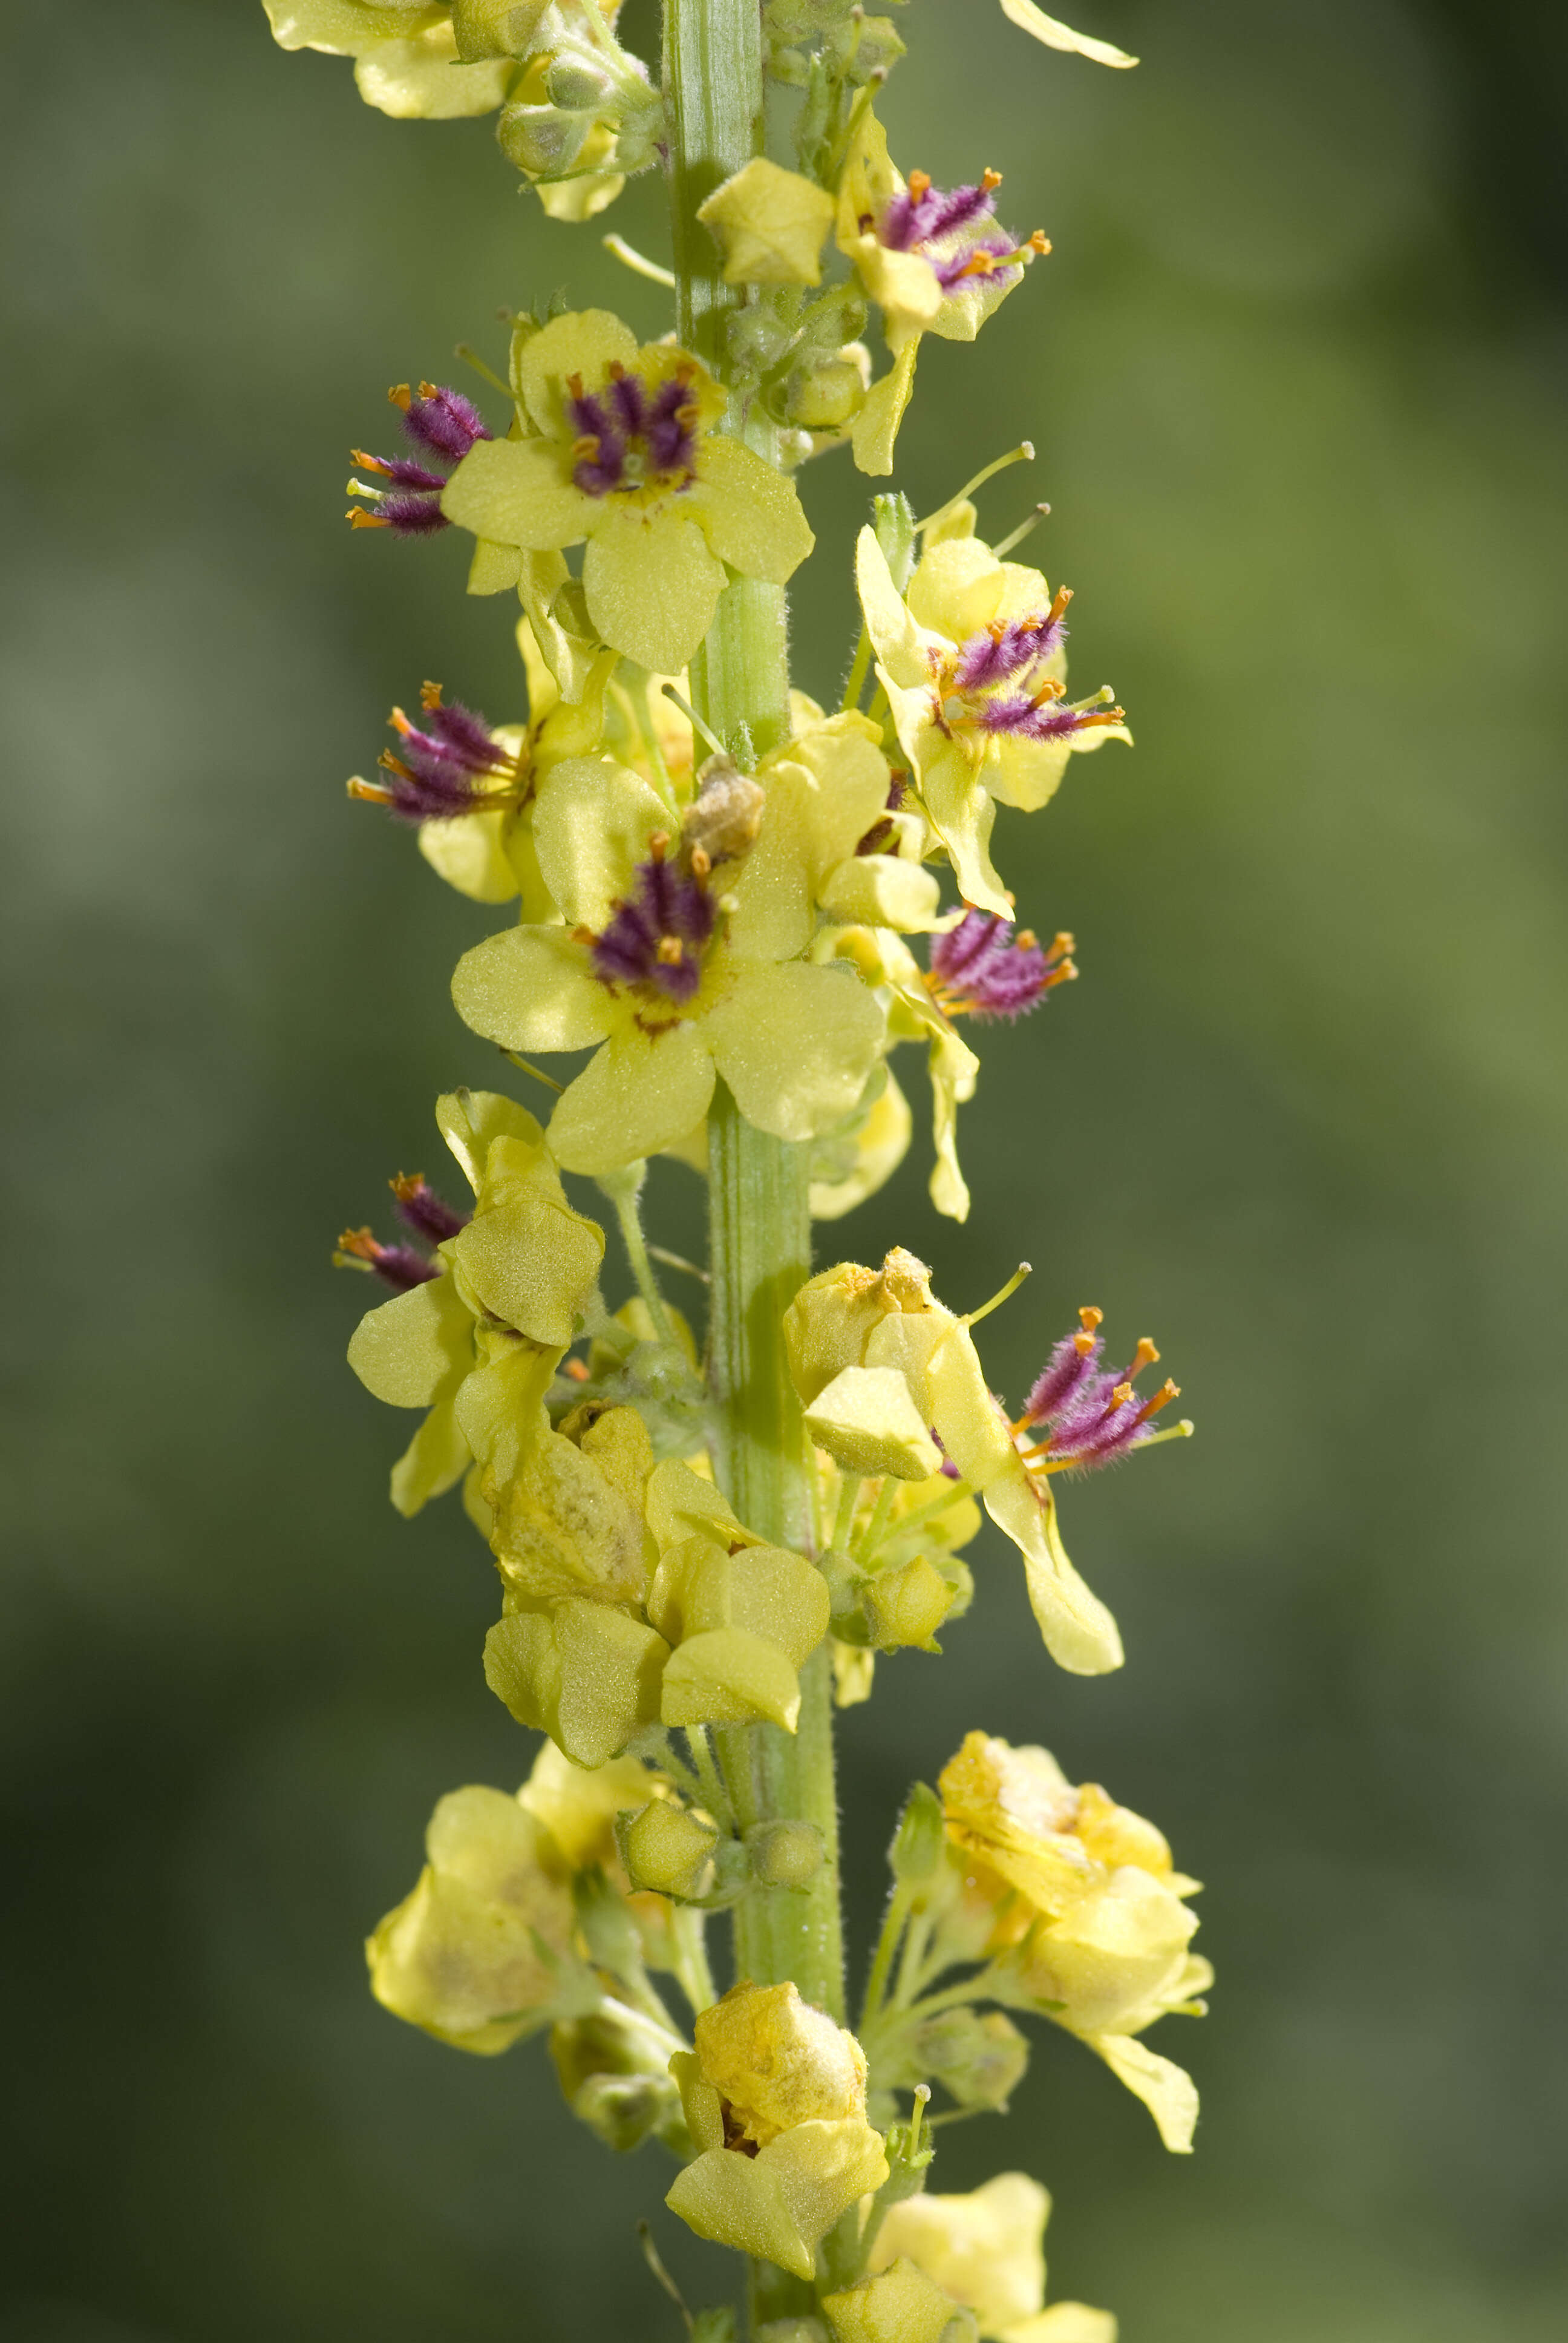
[982,168,1003,191]
[1015,928,1037,949]
[564,1358,591,1383]
[907,169,932,201]
[347,778,394,805]
[1049,585,1074,623]
[1134,1379,1180,1427]
[338,1227,379,1260]
[350,449,392,476]
[1128,1337,1161,1375]
[390,1174,425,1203]
[656,937,684,965]
[690,845,712,879]
[1028,231,1052,255]
[348,510,390,529]
[418,380,439,399]
[420,681,444,710]
[1046,929,1074,960]
[387,384,412,410]
[1079,1306,1104,1332]
[648,830,670,862]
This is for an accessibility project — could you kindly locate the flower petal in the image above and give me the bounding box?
[512,307,640,436]
[706,962,885,1144]
[999,0,1138,70]
[452,926,609,1054]
[917,735,1011,918]
[347,1272,474,1409]
[353,31,511,119]
[982,1467,1125,1675]
[441,437,595,551]
[1088,2033,1198,2152]
[688,436,815,585]
[389,1395,472,1518]
[583,506,726,674]
[547,1023,717,1175]
[697,156,837,287]
[856,525,937,688]
[531,756,667,931]
[851,339,920,478]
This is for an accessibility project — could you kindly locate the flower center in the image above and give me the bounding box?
[567,361,702,500]
[873,166,1050,294]
[583,839,717,1014]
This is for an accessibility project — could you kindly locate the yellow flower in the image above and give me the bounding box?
[345,1089,603,1514]
[785,1253,1123,1674]
[940,1732,1210,2152]
[450,758,886,1175]
[823,2259,977,2343]
[835,111,1048,476]
[857,521,1131,918]
[870,2172,1116,2343]
[440,310,813,672]
[263,2,517,118]
[665,1982,889,2278]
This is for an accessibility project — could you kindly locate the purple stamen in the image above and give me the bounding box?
[978,696,1105,742]
[392,1176,470,1245]
[590,853,716,1006]
[1019,1316,1175,1473]
[567,368,699,499]
[402,385,491,465]
[929,911,1059,1022]
[951,615,1067,693]
[338,1227,442,1293]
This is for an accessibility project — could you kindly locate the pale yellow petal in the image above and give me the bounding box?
[982,1467,1125,1675]
[546,1023,717,1175]
[347,1271,473,1409]
[856,525,933,687]
[583,506,726,674]
[435,1086,544,1194]
[688,436,815,585]
[1089,2033,1198,2152]
[705,962,884,1144]
[998,0,1138,70]
[389,1395,472,1518]
[351,28,510,120]
[918,736,1011,918]
[441,436,595,551]
[820,854,944,932]
[851,339,920,477]
[697,156,836,287]
[1004,2310,1118,2343]
[451,926,609,1054]
[417,807,521,904]
[531,756,666,930]
[512,308,640,437]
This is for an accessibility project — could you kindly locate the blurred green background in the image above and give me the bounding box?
[4,1,1566,2336]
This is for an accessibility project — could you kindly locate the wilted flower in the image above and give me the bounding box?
[666,1983,888,2278]
[941,1732,1210,2152]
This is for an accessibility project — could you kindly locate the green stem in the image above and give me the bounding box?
[599,1164,676,1344]
[666,9,840,2324]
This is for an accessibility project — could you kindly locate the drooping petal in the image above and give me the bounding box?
[417,807,524,904]
[851,338,921,477]
[546,1023,718,1175]
[706,962,885,1144]
[452,926,610,1054]
[389,1394,472,1518]
[998,0,1138,71]
[583,505,727,674]
[917,734,1011,918]
[1088,2033,1198,2152]
[440,437,596,550]
[982,1467,1125,1674]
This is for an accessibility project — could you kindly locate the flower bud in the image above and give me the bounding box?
[682,753,766,865]
[864,1555,955,1651]
[694,1980,867,2146]
[497,100,595,176]
[546,53,616,110]
[621,1798,720,1899]
[746,1819,825,1889]
[910,2007,1029,2111]
[551,2005,690,2154]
